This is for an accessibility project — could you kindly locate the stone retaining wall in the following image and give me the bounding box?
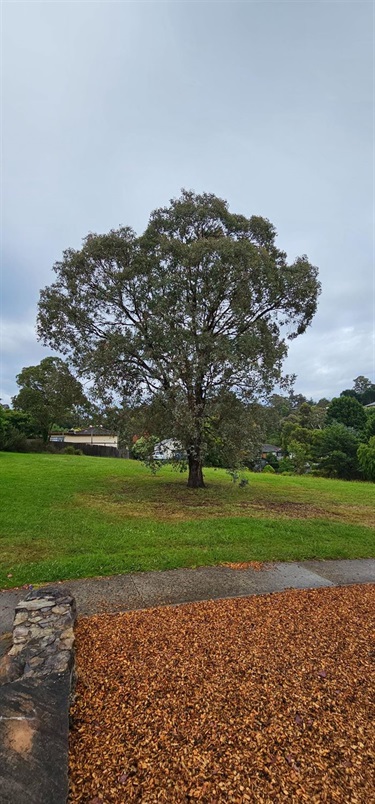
[0,586,76,804]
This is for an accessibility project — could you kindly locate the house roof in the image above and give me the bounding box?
[364,402,375,408]
[69,427,116,436]
[262,443,282,453]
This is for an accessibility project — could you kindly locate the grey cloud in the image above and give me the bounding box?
[1,1,373,403]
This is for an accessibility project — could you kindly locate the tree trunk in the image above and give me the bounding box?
[187,454,205,488]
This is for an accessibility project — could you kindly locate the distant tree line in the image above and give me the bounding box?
[258,378,375,481]
[341,375,375,407]
[2,362,375,482]
[0,357,91,453]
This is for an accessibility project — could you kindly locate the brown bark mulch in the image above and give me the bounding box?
[69,585,375,803]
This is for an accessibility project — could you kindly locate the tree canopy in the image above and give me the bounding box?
[37,190,320,486]
[327,395,366,432]
[312,423,361,480]
[341,376,375,406]
[12,357,86,443]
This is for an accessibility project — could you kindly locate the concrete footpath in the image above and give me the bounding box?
[1,559,374,649]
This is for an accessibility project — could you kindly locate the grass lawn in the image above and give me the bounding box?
[0,452,374,589]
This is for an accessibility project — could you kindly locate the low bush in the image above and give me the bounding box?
[45,443,58,453]
[0,426,28,453]
[26,438,45,453]
[62,445,81,455]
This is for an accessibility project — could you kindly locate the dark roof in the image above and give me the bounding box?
[262,443,282,453]
[67,427,116,436]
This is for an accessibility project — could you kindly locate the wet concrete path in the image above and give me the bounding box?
[1,558,374,652]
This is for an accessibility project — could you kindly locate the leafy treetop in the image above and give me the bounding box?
[13,357,86,443]
[327,395,367,432]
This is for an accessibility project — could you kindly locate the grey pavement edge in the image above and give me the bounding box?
[1,559,374,652]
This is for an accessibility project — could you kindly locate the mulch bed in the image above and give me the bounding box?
[69,585,375,803]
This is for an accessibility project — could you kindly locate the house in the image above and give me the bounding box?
[50,427,118,448]
[261,443,283,460]
[364,402,375,409]
[153,439,185,461]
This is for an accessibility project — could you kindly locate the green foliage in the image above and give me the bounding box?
[62,445,82,455]
[25,439,45,453]
[277,457,294,473]
[317,450,352,480]
[203,394,264,470]
[0,407,28,452]
[327,396,366,431]
[226,468,250,485]
[62,446,76,455]
[357,437,375,482]
[313,424,361,480]
[37,190,320,486]
[0,406,42,452]
[0,427,28,453]
[265,452,279,471]
[281,422,314,455]
[297,402,314,428]
[44,442,58,454]
[262,464,275,473]
[364,410,375,440]
[341,376,375,406]
[4,410,39,438]
[13,357,87,443]
[288,439,311,475]
[262,393,327,451]
[132,436,161,474]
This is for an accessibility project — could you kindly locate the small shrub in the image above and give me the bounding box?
[265,452,279,471]
[262,464,275,473]
[278,457,294,473]
[74,448,83,455]
[63,445,77,455]
[226,469,250,485]
[45,443,58,453]
[227,469,240,484]
[0,427,28,453]
[26,438,45,453]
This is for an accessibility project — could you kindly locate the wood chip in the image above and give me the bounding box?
[69,585,375,802]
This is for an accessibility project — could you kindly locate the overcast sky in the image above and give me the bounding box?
[1,0,374,406]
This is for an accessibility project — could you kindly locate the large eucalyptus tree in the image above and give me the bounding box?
[38,191,320,487]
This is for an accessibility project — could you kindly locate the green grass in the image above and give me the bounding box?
[1,452,374,589]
